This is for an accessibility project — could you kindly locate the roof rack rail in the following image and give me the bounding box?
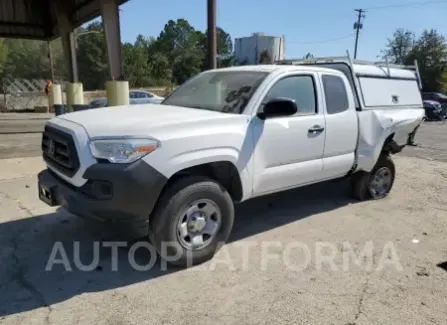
[275,55,349,65]
[275,50,416,69]
[275,49,422,89]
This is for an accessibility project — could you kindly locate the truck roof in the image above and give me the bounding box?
[211,65,342,74]
[210,64,417,80]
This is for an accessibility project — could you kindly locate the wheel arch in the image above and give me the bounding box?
[160,161,244,203]
[381,132,403,155]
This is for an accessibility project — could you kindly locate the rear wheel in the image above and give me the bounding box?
[149,176,234,267]
[351,155,395,200]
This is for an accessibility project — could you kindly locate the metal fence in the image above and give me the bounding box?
[1,77,52,111]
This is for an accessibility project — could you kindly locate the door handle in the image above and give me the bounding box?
[308,125,325,133]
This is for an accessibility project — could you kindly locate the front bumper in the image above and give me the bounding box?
[38,160,168,234]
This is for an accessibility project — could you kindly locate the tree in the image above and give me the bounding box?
[197,27,234,69]
[259,49,272,64]
[123,35,154,87]
[382,29,415,64]
[304,52,314,59]
[1,19,235,90]
[152,19,204,84]
[407,29,447,92]
[50,38,68,83]
[216,27,233,57]
[1,39,50,80]
[76,22,109,90]
[0,39,8,75]
[219,55,237,68]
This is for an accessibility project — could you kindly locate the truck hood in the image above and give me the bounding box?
[56,103,246,139]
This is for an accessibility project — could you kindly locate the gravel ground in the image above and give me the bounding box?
[0,120,446,325]
[403,121,447,162]
[0,156,446,324]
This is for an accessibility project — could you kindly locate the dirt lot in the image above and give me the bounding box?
[0,122,446,325]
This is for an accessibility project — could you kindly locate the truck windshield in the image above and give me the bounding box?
[162,70,268,114]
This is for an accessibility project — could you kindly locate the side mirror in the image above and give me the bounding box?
[257,97,298,119]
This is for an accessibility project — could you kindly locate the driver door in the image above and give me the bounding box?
[251,72,326,196]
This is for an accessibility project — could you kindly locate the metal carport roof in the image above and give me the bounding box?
[0,0,129,40]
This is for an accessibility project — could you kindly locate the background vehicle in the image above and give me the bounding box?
[422,92,447,117]
[423,100,445,121]
[38,53,424,267]
[89,90,164,108]
[422,92,447,104]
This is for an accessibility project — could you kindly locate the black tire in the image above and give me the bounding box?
[351,155,395,201]
[149,176,234,267]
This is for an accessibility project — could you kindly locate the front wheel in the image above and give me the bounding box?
[149,176,234,267]
[351,155,396,201]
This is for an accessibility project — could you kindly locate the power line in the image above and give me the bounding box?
[288,34,355,45]
[365,0,447,11]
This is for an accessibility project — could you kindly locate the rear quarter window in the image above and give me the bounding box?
[322,75,349,114]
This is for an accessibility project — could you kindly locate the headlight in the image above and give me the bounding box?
[89,138,159,163]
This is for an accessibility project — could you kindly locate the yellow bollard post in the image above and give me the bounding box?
[52,84,63,105]
[105,81,129,107]
[66,83,84,112]
[52,84,65,116]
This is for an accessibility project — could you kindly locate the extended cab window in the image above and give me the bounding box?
[264,75,316,114]
[322,75,349,114]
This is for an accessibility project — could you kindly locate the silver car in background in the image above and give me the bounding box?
[89,90,164,108]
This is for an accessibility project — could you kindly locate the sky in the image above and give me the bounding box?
[117,0,447,60]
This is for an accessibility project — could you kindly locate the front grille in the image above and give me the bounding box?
[42,126,80,177]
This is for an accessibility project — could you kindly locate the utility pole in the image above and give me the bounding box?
[47,41,55,82]
[207,0,217,69]
[353,9,365,59]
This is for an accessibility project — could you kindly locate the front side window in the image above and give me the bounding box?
[264,75,316,114]
[162,71,268,114]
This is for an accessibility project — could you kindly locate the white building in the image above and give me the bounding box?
[234,33,285,65]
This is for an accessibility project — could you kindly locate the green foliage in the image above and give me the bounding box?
[0,39,8,75]
[382,29,415,64]
[76,22,109,90]
[219,55,238,68]
[383,28,447,92]
[0,18,235,90]
[123,35,152,87]
[406,29,447,92]
[50,39,68,82]
[1,39,51,80]
[197,27,233,70]
[151,19,204,84]
[304,52,314,59]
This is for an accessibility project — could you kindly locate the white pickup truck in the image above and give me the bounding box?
[38,55,424,266]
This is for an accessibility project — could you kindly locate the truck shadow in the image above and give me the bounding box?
[0,179,355,317]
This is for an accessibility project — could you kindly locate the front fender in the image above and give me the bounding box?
[143,146,254,201]
[160,147,241,178]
